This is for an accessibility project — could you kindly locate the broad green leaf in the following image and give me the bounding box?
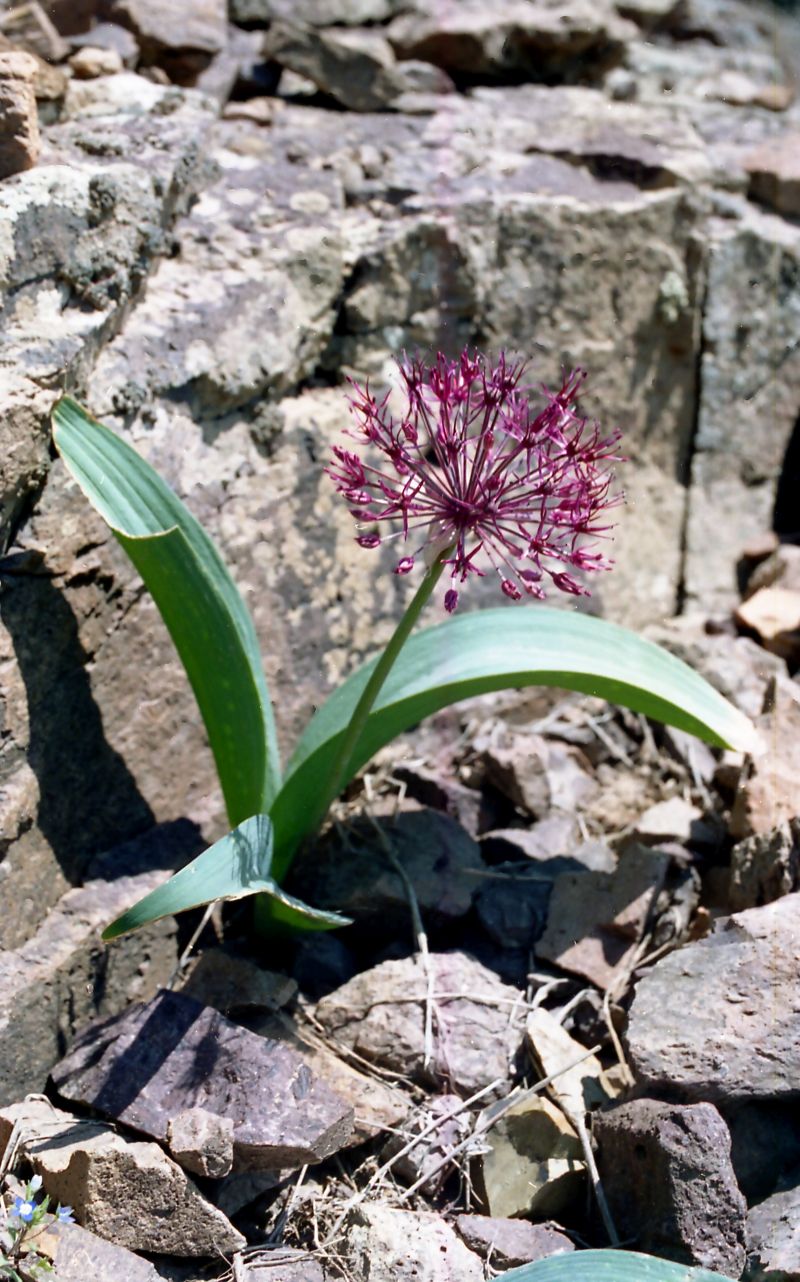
[53,397,280,826]
[499,1249,735,1281]
[269,606,759,877]
[103,813,349,939]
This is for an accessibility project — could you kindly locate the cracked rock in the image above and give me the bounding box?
[0,50,40,178]
[746,1174,800,1282]
[51,988,354,1170]
[0,1098,244,1258]
[344,1205,483,1282]
[595,1098,747,1277]
[454,1215,574,1269]
[626,893,800,1103]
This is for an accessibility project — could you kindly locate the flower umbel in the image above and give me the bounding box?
[329,350,623,611]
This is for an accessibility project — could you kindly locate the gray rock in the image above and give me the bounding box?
[69,21,141,66]
[474,861,554,950]
[480,815,589,865]
[685,205,800,611]
[730,819,800,910]
[101,0,227,60]
[69,44,124,76]
[266,22,453,112]
[0,50,39,178]
[475,725,597,816]
[52,989,354,1170]
[392,764,484,838]
[0,2,69,61]
[232,0,400,24]
[643,617,787,721]
[537,844,670,989]
[454,1215,575,1269]
[387,1,634,83]
[634,796,704,845]
[381,1095,471,1195]
[594,1098,747,1277]
[0,1098,245,1258]
[167,1107,235,1179]
[41,1221,162,1282]
[626,893,800,1103]
[236,1254,327,1282]
[313,951,526,1097]
[344,1205,484,1282]
[0,860,178,1107]
[179,947,298,1015]
[731,677,800,840]
[746,1174,800,1282]
[727,1103,800,1203]
[287,808,485,935]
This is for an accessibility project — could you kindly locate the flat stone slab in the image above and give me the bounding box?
[626,894,800,1104]
[52,989,354,1171]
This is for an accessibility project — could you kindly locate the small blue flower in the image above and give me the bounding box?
[56,1205,74,1224]
[12,1197,35,1223]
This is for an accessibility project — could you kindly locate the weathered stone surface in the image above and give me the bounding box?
[595,1098,747,1276]
[314,952,526,1097]
[731,677,800,839]
[474,861,554,950]
[387,1,634,83]
[69,20,140,66]
[101,0,227,61]
[0,50,40,178]
[475,1095,584,1218]
[0,1099,245,1257]
[254,1011,411,1146]
[69,44,125,77]
[167,1107,235,1179]
[745,132,800,218]
[266,22,453,112]
[747,544,800,596]
[746,1175,800,1282]
[381,1095,471,1194]
[38,1221,162,1282]
[527,1007,614,1117]
[727,1103,800,1204]
[344,1205,484,1282]
[537,844,670,989]
[232,0,400,24]
[454,1215,575,1269]
[644,616,787,720]
[685,206,800,611]
[0,859,178,1106]
[736,587,800,664]
[237,1253,327,1282]
[730,820,800,910]
[626,893,800,1103]
[634,796,704,845]
[179,947,297,1015]
[0,2,69,61]
[288,808,484,935]
[52,989,354,1170]
[475,724,597,816]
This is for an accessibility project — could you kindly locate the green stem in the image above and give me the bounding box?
[324,553,449,809]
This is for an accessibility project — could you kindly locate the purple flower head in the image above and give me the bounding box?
[328,349,623,611]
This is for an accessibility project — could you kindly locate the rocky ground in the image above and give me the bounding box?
[1,0,800,1278]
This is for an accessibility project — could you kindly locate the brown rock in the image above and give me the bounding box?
[634,796,703,845]
[179,947,297,1016]
[476,726,597,817]
[626,893,800,1104]
[594,1098,747,1277]
[736,587,800,665]
[747,544,800,598]
[51,989,354,1171]
[0,1099,245,1257]
[0,3,69,61]
[454,1215,574,1269]
[167,1107,235,1179]
[314,952,526,1098]
[731,677,800,839]
[730,820,800,911]
[537,843,670,989]
[0,50,40,178]
[745,133,800,219]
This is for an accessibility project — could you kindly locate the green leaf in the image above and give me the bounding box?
[270,606,759,877]
[52,396,280,826]
[103,813,350,939]
[499,1249,735,1281]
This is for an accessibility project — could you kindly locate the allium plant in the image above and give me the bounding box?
[331,352,622,612]
[50,351,760,939]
